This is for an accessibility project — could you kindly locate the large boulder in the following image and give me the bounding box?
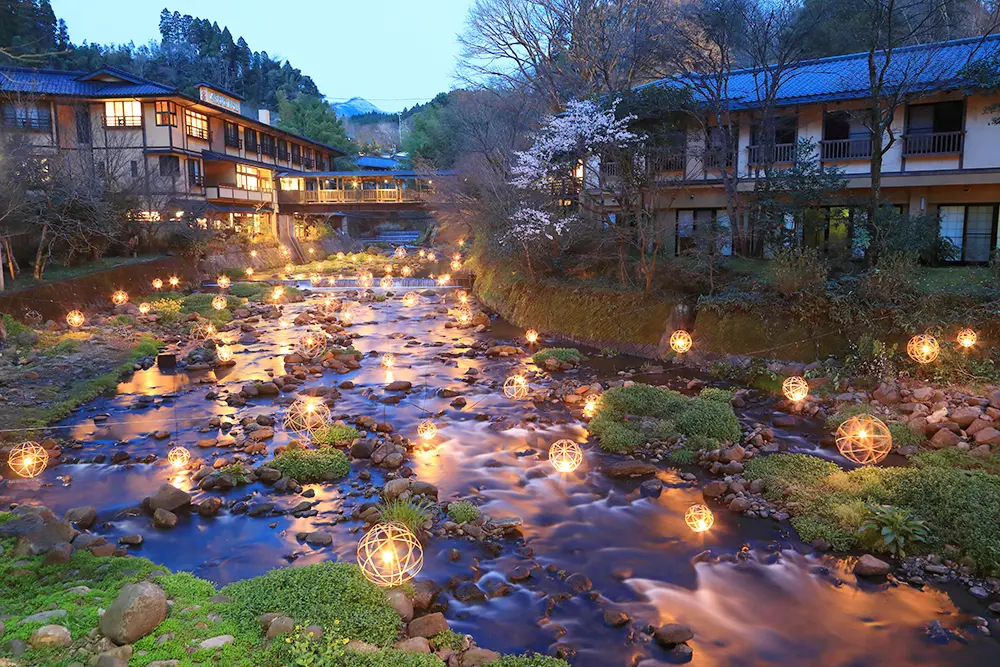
[99,582,168,645]
[64,506,97,530]
[853,554,892,578]
[408,612,449,638]
[147,484,192,513]
[29,624,72,648]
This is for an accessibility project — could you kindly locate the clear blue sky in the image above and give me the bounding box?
[50,0,473,112]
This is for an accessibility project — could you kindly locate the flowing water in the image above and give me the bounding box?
[2,289,998,666]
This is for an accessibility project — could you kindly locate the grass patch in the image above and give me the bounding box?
[588,383,740,453]
[312,424,361,447]
[269,448,350,483]
[532,347,582,366]
[486,656,570,667]
[447,501,481,524]
[431,630,466,651]
[379,497,434,533]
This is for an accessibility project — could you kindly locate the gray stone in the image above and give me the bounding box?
[153,508,178,529]
[854,554,892,577]
[148,484,191,512]
[394,637,431,653]
[99,582,168,644]
[386,588,413,622]
[29,624,72,648]
[461,647,502,665]
[653,622,694,646]
[64,506,97,529]
[19,609,68,625]
[265,615,295,639]
[199,635,235,650]
[408,612,449,638]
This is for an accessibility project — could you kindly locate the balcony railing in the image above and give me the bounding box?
[820,138,873,160]
[599,161,618,178]
[902,131,964,156]
[281,188,429,204]
[205,184,275,202]
[102,114,142,128]
[648,151,686,173]
[747,143,796,165]
[186,126,210,141]
[189,174,204,187]
[225,135,243,149]
[2,116,52,132]
[277,149,289,160]
[303,157,314,168]
[705,151,735,169]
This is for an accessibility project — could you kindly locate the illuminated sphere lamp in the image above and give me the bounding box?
[381,353,396,369]
[340,308,353,324]
[357,521,423,587]
[836,414,893,465]
[245,267,255,277]
[401,266,412,277]
[957,328,978,349]
[357,271,374,289]
[284,398,332,438]
[427,252,437,262]
[297,332,328,359]
[217,275,231,289]
[548,439,583,473]
[417,419,437,441]
[583,394,600,418]
[451,260,462,271]
[394,247,407,259]
[456,290,469,305]
[211,295,228,311]
[190,321,216,340]
[403,293,419,307]
[670,330,693,354]
[111,290,129,306]
[271,286,285,302]
[216,344,233,363]
[66,310,85,328]
[168,276,180,288]
[167,446,190,469]
[8,441,48,478]
[503,375,530,400]
[685,504,715,533]
[24,310,42,324]
[782,376,809,402]
[138,302,151,315]
[907,334,939,364]
[152,278,164,290]
[380,275,394,290]
[454,307,472,326]
[418,249,426,258]
[525,329,539,344]
[437,273,451,286]
[285,263,294,274]
[250,250,258,258]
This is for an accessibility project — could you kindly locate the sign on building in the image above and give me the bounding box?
[198,86,241,114]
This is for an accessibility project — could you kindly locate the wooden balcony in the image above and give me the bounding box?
[747,143,796,165]
[280,188,430,204]
[648,151,687,173]
[902,131,964,156]
[820,138,872,160]
[205,185,275,203]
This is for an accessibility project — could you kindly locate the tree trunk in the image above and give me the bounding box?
[34,224,47,280]
[7,238,19,279]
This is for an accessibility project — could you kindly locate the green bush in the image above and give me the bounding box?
[888,421,925,448]
[771,247,828,297]
[269,448,350,483]
[487,656,570,667]
[699,387,733,403]
[674,399,741,442]
[181,293,242,325]
[313,424,361,447]
[431,630,466,651]
[532,347,583,366]
[858,503,929,557]
[744,453,841,496]
[378,497,434,533]
[145,297,183,323]
[230,282,269,299]
[222,562,400,647]
[2,313,29,339]
[447,501,481,524]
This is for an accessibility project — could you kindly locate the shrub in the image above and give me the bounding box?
[230,282,269,299]
[771,247,827,297]
[2,313,29,339]
[858,503,929,557]
[312,424,360,447]
[824,403,874,430]
[431,630,466,651]
[744,453,841,496]
[532,347,583,366]
[674,399,741,442]
[222,562,400,646]
[146,297,183,323]
[378,497,435,533]
[888,421,924,448]
[699,387,733,404]
[486,656,570,667]
[269,448,349,483]
[447,501,481,524]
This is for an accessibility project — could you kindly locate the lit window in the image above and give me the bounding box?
[185,110,209,140]
[236,164,261,191]
[104,100,142,127]
[155,101,177,126]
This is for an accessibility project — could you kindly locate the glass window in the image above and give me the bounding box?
[261,134,275,157]
[908,101,963,134]
[291,144,301,164]
[224,122,241,148]
[158,155,180,176]
[236,164,260,191]
[155,101,177,126]
[185,110,209,140]
[187,159,203,186]
[75,106,91,143]
[104,100,142,127]
[244,127,258,152]
[277,140,289,160]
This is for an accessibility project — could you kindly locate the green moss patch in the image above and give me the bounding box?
[312,424,361,447]
[269,448,350,483]
[532,348,582,366]
[447,501,481,524]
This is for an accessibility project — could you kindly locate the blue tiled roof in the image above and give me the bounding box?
[355,156,400,170]
[0,66,174,97]
[637,34,1000,109]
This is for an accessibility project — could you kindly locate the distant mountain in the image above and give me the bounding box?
[334,97,384,117]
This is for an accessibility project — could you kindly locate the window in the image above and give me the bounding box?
[244,127,258,152]
[185,110,209,140]
[277,140,289,160]
[821,111,872,159]
[224,122,241,148]
[155,101,177,126]
[291,144,301,164]
[2,103,52,132]
[303,149,314,168]
[130,161,138,178]
[159,155,180,177]
[316,154,326,171]
[236,164,264,191]
[104,100,142,127]
[75,106,91,143]
[260,134,275,157]
[188,159,203,186]
[705,126,735,168]
[676,209,732,256]
[907,101,963,134]
[939,205,998,263]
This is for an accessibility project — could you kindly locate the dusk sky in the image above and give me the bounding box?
[50,0,474,112]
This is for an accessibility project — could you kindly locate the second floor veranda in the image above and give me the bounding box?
[277,170,450,206]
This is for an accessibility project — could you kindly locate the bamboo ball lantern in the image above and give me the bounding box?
[168,276,180,288]
[907,334,939,364]
[24,310,42,324]
[357,272,373,289]
[350,254,359,263]
[525,329,539,344]
[297,332,328,359]
[782,376,809,402]
[284,398,331,438]
[418,249,426,258]
[394,247,407,259]
[285,263,294,274]
[245,267,254,277]
[957,328,978,349]
[685,504,715,533]
[138,302,151,315]
[217,275,231,289]
[380,275,394,290]
[417,419,437,441]
[167,446,190,469]
[503,375,529,400]
[401,266,412,277]
[584,394,600,418]
[271,286,285,302]
[216,344,233,362]
[340,308,353,324]
[308,248,315,255]
[384,264,393,274]
[250,250,258,258]
[450,259,462,271]
[190,321,216,340]
[357,521,423,587]
[281,245,290,256]
[427,252,436,262]
[549,439,583,473]
[437,273,451,286]
[8,441,48,478]
[66,310,85,328]
[836,414,893,465]
[152,278,163,290]
[381,353,396,369]
[111,290,129,306]
[211,295,228,311]
[670,330,693,354]
[403,293,419,307]
[455,307,472,326]
[453,252,462,261]
[457,290,469,305]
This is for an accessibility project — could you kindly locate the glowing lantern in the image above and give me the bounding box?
[384,264,393,274]
[452,252,461,261]
[285,263,294,274]
[111,290,129,306]
[670,330,693,354]
[217,275,231,289]
[297,332,328,359]
[284,398,331,438]
[271,286,285,302]
[836,414,893,465]
[167,446,190,469]
[525,329,539,344]
[381,353,396,369]
[549,439,583,473]
[357,272,373,289]
[138,302,151,315]
[190,321,216,340]
[437,274,451,286]
[168,276,180,288]
[685,504,715,532]
[336,252,345,260]
[957,328,977,349]
[281,246,290,256]
[357,522,423,587]
[7,441,48,478]
[66,310,85,328]
[250,250,258,258]
[340,308,353,324]
[458,239,465,247]
[455,308,472,326]
[380,276,394,290]
[394,247,407,259]
[584,394,599,418]
[418,249,426,258]
[308,248,315,255]
[782,376,809,402]
[401,266,412,277]
[211,295,228,311]
[152,278,163,290]
[24,310,41,324]
[503,375,529,400]
[427,252,436,262]
[216,344,233,362]
[246,267,254,277]
[351,254,359,263]
[451,260,462,271]
[403,293,419,307]
[907,334,939,364]
[417,419,437,441]
[456,290,469,305]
